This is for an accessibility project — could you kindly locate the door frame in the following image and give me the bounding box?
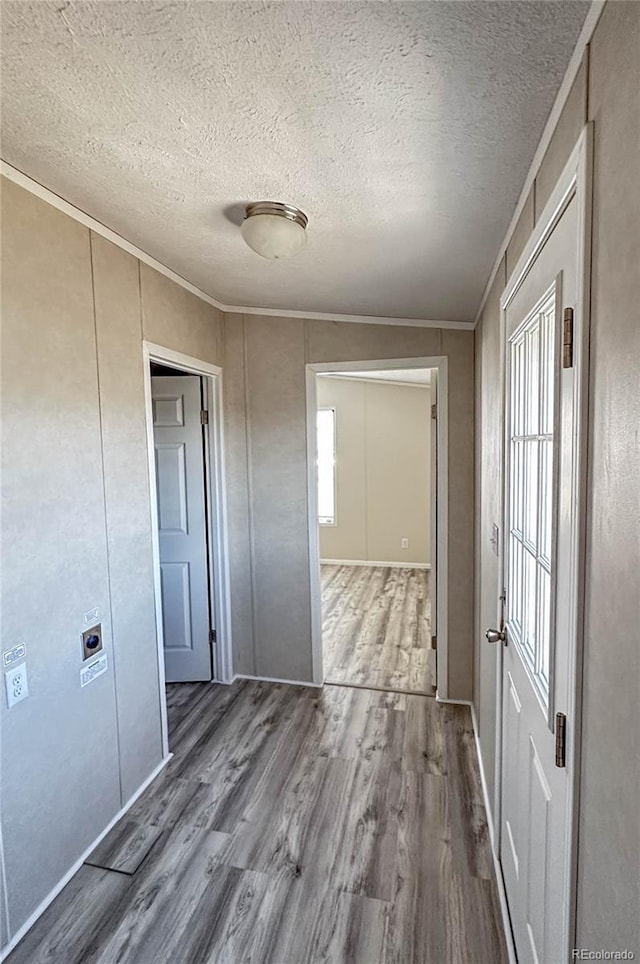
[305,356,449,697]
[143,342,234,756]
[494,125,593,958]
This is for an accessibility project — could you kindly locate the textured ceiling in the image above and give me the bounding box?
[0,1,589,321]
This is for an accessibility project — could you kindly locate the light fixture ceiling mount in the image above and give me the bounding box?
[241,200,308,261]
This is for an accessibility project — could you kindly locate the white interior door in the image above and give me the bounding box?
[498,196,578,963]
[152,375,212,683]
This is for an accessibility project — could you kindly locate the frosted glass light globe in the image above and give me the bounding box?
[241,202,308,260]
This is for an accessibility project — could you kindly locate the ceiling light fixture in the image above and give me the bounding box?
[241,201,308,261]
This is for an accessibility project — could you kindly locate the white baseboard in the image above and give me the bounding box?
[434,696,516,964]
[469,704,496,849]
[0,754,172,962]
[232,673,322,689]
[320,558,431,570]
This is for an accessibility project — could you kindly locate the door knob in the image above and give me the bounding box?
[485,627,506,644]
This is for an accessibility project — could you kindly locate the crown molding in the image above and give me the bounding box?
[472,0,606,328]
[320,372,430,389]
[1,161,471,331]
[224,303,472,329]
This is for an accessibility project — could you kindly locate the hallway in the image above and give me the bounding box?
[9,680,507,963]
[322,564,437,694]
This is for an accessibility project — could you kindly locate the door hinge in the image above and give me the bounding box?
[563,308,574,369]
[431,634,437,650]
[200,410,209,425]
[431,403,437,420]
[555,712,567,768]
[209,629,216,644]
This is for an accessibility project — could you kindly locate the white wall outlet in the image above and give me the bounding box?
[5,661,29,708]
[401,538,409,549]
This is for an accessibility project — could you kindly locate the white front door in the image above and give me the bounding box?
[152,375,212,683]
[499,195,579,963]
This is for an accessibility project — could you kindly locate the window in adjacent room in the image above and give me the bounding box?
[317,407,336,525]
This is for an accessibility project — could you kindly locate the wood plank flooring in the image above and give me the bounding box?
[9,680,507,964]
[84,819,163,875]
[322,564,436,694]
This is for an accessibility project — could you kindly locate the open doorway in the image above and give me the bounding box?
[143,343,232,755]
[307,358,448,697]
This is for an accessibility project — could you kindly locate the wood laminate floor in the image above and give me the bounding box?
[9,680,507,964]
[322,564,436,694]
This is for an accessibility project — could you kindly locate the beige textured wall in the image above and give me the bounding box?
[317,376,430,565]
[224,314,474,698]
[0,177,223,942]
[91,236,162,804]
[1,178,122,936]
[473,2,640,952]
[140,262,223,364]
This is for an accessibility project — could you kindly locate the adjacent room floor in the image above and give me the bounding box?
[9,679,506,964]
[322,564,436,694]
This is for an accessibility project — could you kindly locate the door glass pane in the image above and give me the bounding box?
[537,566,551,687]
[524,440,539,549]
[522,549,537,661]
[509,535,523,641]
[539,440,553,565]
[512,337,525,437]
[511,441,524,536]
[526,322,540,436]
[541,305,555,436]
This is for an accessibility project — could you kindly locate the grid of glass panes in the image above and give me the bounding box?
[507,290,556,706]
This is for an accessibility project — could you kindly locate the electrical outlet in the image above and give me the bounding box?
[401,538,409,549]
[5,661,29,708]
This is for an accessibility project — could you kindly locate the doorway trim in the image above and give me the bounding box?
[143,341,234,756]
[494,124,593,958]
[305,356,449,696]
